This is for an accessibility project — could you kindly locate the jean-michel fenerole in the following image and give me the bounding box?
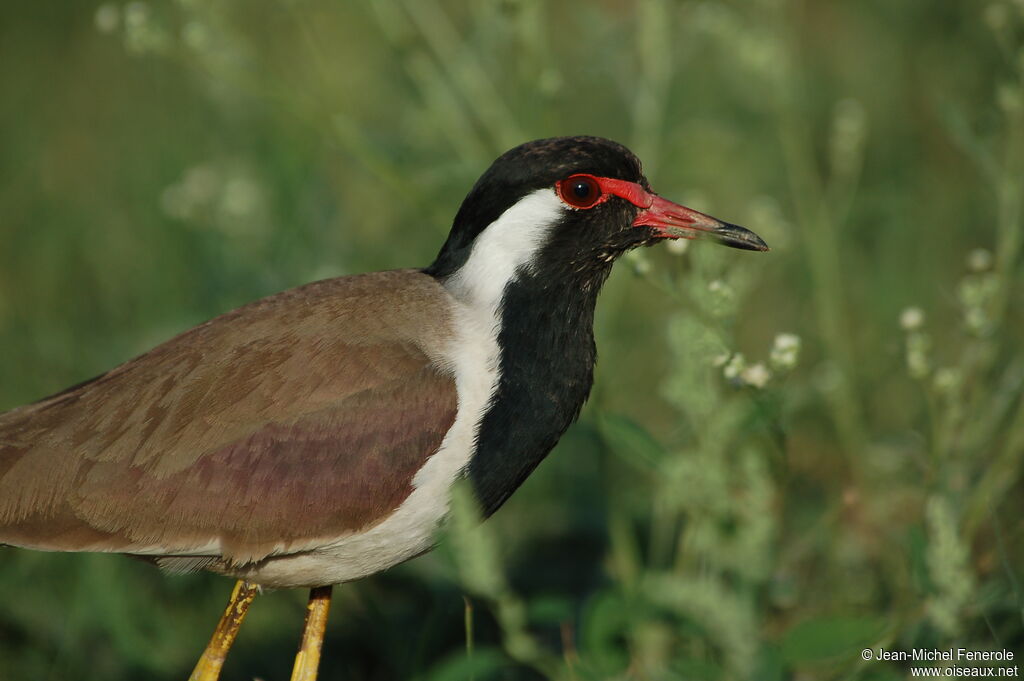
[872,648,1015,662]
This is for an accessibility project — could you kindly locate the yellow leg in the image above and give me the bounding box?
[289,585,333,681]
[188,580,260,681]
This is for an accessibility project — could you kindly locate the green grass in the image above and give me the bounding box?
[0,1,1021,679]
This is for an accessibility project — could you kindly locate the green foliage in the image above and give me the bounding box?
[1,1,1023,680]
[416,647,507,681]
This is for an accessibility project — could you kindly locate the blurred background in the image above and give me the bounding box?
[1,1,1022,679]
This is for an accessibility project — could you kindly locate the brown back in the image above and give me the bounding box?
[0,270,458,565]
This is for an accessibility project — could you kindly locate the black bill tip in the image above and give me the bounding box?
[712,221,770,252]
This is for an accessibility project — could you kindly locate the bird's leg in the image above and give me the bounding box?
[289,585,334,681]
[188,580,260,681]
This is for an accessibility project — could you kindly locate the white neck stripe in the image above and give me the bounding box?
[443,188,565,315]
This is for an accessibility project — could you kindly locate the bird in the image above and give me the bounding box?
[0,136,767,680]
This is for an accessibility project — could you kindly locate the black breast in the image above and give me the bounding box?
[466,273,603,517]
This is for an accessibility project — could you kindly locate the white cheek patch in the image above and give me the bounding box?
[444,188,566,315]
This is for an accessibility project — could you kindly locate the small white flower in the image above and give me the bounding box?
[723,353,746,380]
[665,238,690,255]
[741,362,772,389]
[773,333,800,352]
[770,333,801,370]
[900,307,925,331]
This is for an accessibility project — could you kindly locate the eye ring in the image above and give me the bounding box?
[557,174,603,209]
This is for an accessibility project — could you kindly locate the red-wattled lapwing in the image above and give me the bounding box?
[0,136,767,680]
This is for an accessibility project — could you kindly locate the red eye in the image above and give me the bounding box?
[557,174,602,209]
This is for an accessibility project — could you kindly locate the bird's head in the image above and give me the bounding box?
[426,136,767,299]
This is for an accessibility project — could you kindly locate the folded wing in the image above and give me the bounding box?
[0,270,458,565]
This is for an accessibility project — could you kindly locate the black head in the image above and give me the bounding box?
[432,137,768,517]
[425,136,767,283]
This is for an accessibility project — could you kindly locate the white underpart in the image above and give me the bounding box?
[234,189,567,587]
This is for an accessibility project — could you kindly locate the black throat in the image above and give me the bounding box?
[463,264,611,517]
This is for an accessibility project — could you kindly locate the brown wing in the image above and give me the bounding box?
[0,270,458,565]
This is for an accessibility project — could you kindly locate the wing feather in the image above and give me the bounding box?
[0,270,458,565]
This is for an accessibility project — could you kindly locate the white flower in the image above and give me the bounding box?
[900,307,925,331]
[770,333,801,370]
[665,238,690,255]
[773,333,800,352]
[723,353,746,380]
[741,363,772,389]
